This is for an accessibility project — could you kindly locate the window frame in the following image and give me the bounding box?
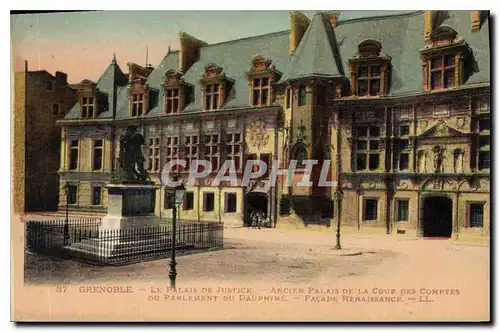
[356,65,382,97]
[81,96,95,119]
[184,135,199,172]
[203,192,215,212]
[396,198,409,222]
[467,202,485,228]
[298,85,306,106]
[131,92,145,117]
[52,103,60,116]
[205,134,220,171]
[91,185,102,206]
[183,191,194,211]
[68,139,79,171]
[478,116,490,171]
[46,80,53,91]
[226,132,242,172]
[363,198,378,222]
[66,184,78,205]
[165,88,180,114]
[251,77,271,107]
[164,136,179,173]
[356,126,381,171]
[429,54,456,90]
[225,193,237,213]
[92,139,104,171]
[204,83,220,110]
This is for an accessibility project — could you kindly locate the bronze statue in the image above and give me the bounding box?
[112,125,151,183]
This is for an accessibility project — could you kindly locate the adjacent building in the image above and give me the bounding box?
[57,10,490,241]
[19,62,77,211]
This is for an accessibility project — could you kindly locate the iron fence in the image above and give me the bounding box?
[25,218,224,265]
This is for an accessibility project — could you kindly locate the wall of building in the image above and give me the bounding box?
[25,70,76,211]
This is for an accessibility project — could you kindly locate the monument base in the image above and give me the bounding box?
[66,183,178,261]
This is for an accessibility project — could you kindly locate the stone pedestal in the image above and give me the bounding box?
[67,183,169,260]
[101,184,161,230]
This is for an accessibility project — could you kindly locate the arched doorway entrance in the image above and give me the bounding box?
[244,192,269,227]
[422,196,453,237]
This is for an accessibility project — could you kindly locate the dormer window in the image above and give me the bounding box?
[246,55,282,107]
[348,40,391,97]
[131,93,144,117]
[205,84,220,110]
[82,97,95,118]
[357,66,380,96]
[421,26,471,91]
[128,62,153,117]
[161,69,192,114]
[165,89,179,113]
[77,79,99,119]
[200,63,233,111]
[430,54,456,90]
[252,78,270,106]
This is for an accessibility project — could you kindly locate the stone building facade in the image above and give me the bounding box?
[19,62,77,211]
[57,10,490,240]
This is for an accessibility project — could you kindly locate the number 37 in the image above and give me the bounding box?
[56,285,67,293]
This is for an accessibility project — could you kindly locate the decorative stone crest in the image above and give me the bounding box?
[435,120,448,136]
[398,180,409,189]
[247,118,269,149]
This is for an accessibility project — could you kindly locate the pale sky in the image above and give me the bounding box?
[11,10,414,84]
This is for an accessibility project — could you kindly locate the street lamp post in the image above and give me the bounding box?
[335,189,343,250]
[169,181,186,289]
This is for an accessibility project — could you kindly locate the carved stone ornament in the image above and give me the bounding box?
[247,119,269,149]
[433,179,444,190]
[433,145,444,173]
[419,120,428,132]
[456,116,466,129]
[296,119,307,144]
[436,120,448,136]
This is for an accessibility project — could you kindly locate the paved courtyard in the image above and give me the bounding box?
[21,227,490,321]
[25,227,489,285]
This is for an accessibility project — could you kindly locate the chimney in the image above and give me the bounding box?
[179,32,207,73]
[424,11,435,41]
[328,12,340,27]
[55,71,67,86]
[289,11,311,54]
[471,11,481,31]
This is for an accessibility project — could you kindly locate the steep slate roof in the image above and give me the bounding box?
[119,50,180,119]
[65,58,128,119]
[440,11,490,85]
[280,12,344,82]
[64,11,490,121]
[335,11,425,96]
[181,31,290,112]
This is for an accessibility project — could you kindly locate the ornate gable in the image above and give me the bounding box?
[161,69,185,88]
[419,120,467,139]
[200,63,233,84]
[245,54,282,80]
